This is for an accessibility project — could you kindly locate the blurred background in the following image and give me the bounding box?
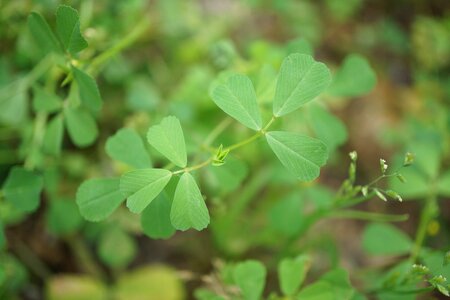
[0,0,449,299]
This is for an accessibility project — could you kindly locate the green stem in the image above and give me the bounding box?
[89,17,150,74]
[173,116,277,175]
[409,191,438,263]
[327,209,409,222]
[24,112,48,170]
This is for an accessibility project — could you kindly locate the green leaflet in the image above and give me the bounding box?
[297,269,354,300]
[2,166,43,213]
[0,82,27,126]
[43,114,64,156]
[72,67,102,113]
[362,223,412,256]
[211,74,262,131]
[170,173,210,231]
[98,226,136,269]
[309,105,347,153]
[147,116,187,167]
[28,12,62,54]
[64,106,98,147]
[278,255,311,296]
[141,193,175,239]
[266,131,328,181]
[328,54,376,97]
[120,169,172,214]
[76,178,125,221]
[106,128,152,169]
[273,53,331,117]
[32,86,62,113]
[233,260,266,300]
[56,5,88,55]
[46,199,83,236]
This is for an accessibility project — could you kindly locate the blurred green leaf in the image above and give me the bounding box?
[72,67,102,113]
[233,260,266,300]
[141,193,175,239]
[43,114,64,156]
[28,12,62,53]
[269,193,304,236]
[98,226,136,269]
[46,199,83,236]
[106,128,152,169]
[170,173,209,231]
[0,83,27,126]
[278,255,311,296]
[113,265,184,300]
[273,54,331,117]
[120,169,172,214]
[309,105,347,153]
[32,86,62,113]
[362,223,412,256]
[147,116,187,168]
[64,106,98,147]
[56,5,88,55]
[2,167,43,213]
[266,131,328,181]
[328,54,376,97]
[76,178,125,221]
[211,74,262,131]
[296,269,354,300]
[46,274,107,300]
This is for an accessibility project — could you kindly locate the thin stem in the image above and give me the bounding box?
[327,209,409,222]
[88,17,150,74]
[172,116,277,175]
[203,117,233,149]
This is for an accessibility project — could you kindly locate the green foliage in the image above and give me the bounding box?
[278,255,310,296]
[2,167,43,213]
[27,12,61,54]
[64,106,99,147]
[328,54,376,97]
[106,128,152,169]
[98,226,136,269]
[141,193,175,239]
[72,67,102,113]
[46,199,83,236]
[46,275,107,300]
[211,74,262,130]
[76,178,125,221]
[362,223,412,255]
[170,173,210,231]
[273,53,331,117]
[266,131,328,181]
[43,114,64,156]
[233,260,267,300]
[147,116,187,168]
[120,169,172,213]
[55,5,88,55]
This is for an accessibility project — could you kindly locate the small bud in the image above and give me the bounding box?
[349,151,357,161]
[411,264,429,276]
[380,158,388,174]
[430,275,447,285]
[386,190,402,202]
[396,173,406,183]
[374,189,387,201]
[404,152,415,166]
[361,186,368,197]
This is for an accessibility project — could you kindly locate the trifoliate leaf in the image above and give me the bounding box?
[43,114,64,156]
[211,74,262,131]
[362,223,412,255]
[106,128,152,169]
[328,54,376,97]
[233,260,266,300]
[56,5,88,55]
[147,116,187,168]
[266,131,328,181]
[76,178,125,221]
[170,173,209,231]
[273,53,331,117]
[141,193,175,239]
[120,169,172,214]
[64,106,98,147]
[28,12,62,54]
[278,255,311,296]
[2,166,43,213]
[72,67,102,113]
